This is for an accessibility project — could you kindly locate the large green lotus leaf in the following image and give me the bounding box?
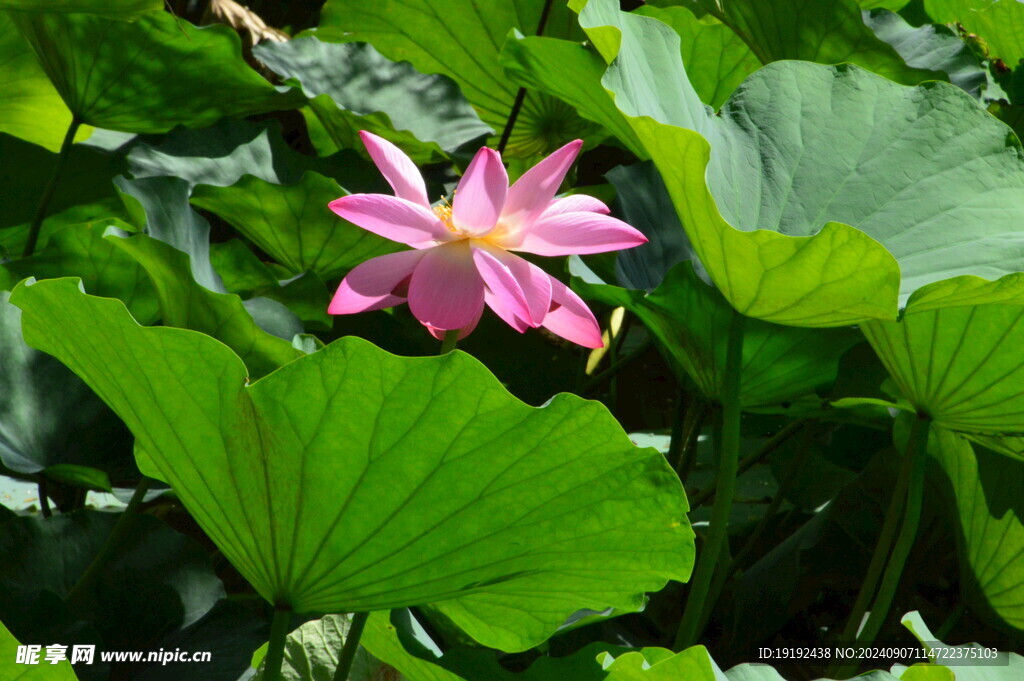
[0,0,159,16]
[860,274,1024,433]
[107,233,303,379]
[0,619,78,680]
[634,5,759,110]
[692,0,939,84]
[253,37,491,163]
[11,277,693,651]
[0,290,133,476]
[190,172,399,279]
[2,220,157,324]
[0,12,94,151]
[898,611,1024,679]
[314,0,596,158]
[925,0,1024,64]
[608,161,694,291]
[124,119,381,190]
[574,0,1024,326]
[10,11,304,133]
[863,9,985,97]
[0,510,224,649]
[928,428,1024,634]
[0,134,125,247]
[497,35,646,158]
[575,262,860,407]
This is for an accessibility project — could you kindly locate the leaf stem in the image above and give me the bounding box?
[37,475,52,518]
[688,418,807,509]
[831,416,930,676]
[332,612,369,681]
[855,417,930,644]
[66,476,152,609]
[674,310,746,650]
[23,116,81,258]
[496,0,555,155]
[439,329,460,354]
[262,606,292,681]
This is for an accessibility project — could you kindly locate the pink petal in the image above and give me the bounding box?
[426,304,484,341]
[541,194,610,217]
[543,276,603,348]
[360,131,430,207]
[508,211,648,256]
[327,249,427,314]
[408,242,485,330]
[471,248,532,330]
[503,139,583,228]
[451,147,507,236]
[329,194,453,248]
[483,248,552,326]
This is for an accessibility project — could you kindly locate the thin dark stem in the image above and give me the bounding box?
[727,427,814,579]
[837,421,920,646]
[856,417,931,644]
[332,612,369,681]
[935,603,965,641]
[674,310,746,650]
[675,399,708,483]
[831,416,930,677]
[23,117,81,258]
[37,476,52,518]
[66,477,152,608]
[439,328,460,354]
[262,606,292,681]
[582,339,652,392]
[496,0,555,155]
[688,418,807,509]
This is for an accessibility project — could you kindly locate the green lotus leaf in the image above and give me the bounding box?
[253,37,491,163]
[927,428,1024,633]
[859,0,912,8]
[10,10,304,133]
[0,134,125,248]
[0,619,79,680]
[633,5,760,109]
[572,0,1024,326]
[863,9,985,97]
[0,290,133,477]
[124,119,379,190]
[0,0,159,17]
[575,262,860,407]
[314,0,597,158]
[11,277,693,652]
[2,219,157,324]
[690,0,941,85]
[0,510,224,644]
[860,274,1024,433]
[107,233,303,379]
[899,610,1024,678]
[190,172,399,279]
[925,0,1024,64]
[0,12,93,151]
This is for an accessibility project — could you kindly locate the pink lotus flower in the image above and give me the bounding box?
[327,132,647,347]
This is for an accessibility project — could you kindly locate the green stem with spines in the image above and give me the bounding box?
[673,310,746,650]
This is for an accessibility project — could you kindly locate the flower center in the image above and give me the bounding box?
[433,203,458,234]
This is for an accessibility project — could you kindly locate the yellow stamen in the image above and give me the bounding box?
[434,196,457,233]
